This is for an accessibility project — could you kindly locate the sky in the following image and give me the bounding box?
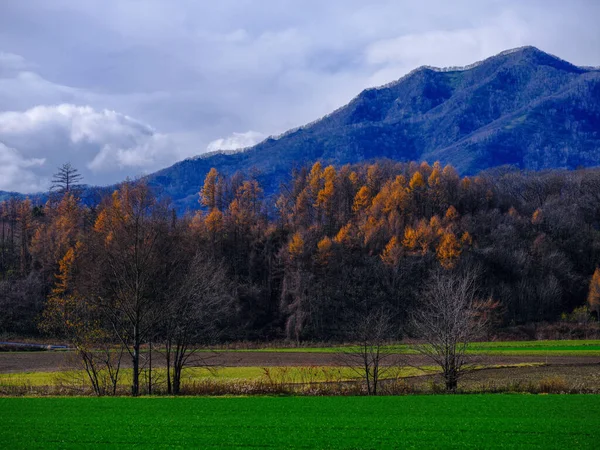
[0,0,599,192]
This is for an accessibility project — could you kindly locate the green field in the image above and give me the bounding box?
[4,339,599,356]
[231,339,600,355]
[1,395,599,449]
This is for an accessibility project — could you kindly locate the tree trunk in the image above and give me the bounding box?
[166,340,172,395]
[173,365,182,395]
[445,369,458,392]
[132,330,140,396]
[148,340,152,395]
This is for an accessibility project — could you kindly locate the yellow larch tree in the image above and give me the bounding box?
[428,167,442,188]
[229,179,264,233]
[348,171,359,188]
[201,168,219,209]
[308,162,323,195]
[352,186,371,214]
[361,216,385,248]
[381,236,403,267]
[429,215,443,236]
[316,166,337,229]
[445,205,459,222]
[409,171,425,191]
[205,208,224,236]
[403,219,434,255]
[588,268,600,316]
[334,222,355,246]
[288,232,305,260]
[460,176,471,191]
[316,236,333,265]
[316,166,336,208]
[31,193,83,279]
[40,245,79,336]
[460,231,473,246]
[436,232,462,269]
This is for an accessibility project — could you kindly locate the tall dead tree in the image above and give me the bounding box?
[51,163,83,195]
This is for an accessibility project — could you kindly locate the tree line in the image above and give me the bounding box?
[1,160,600,392]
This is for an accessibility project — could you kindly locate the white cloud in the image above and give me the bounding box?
[0,104,151,140]
[0,0,598,191]
[364,12,529,86]
[88,133,175,172]
[0,142,46,193]
[206,131,267,152]
[0,104,199,189]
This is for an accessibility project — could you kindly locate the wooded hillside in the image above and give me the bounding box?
[2,160,600,342]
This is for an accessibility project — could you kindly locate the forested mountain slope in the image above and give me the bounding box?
[146,46,600,211]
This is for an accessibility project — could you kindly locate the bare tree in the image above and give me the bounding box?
[72,337,126,396]
[338,308,400,395]
[39,250,126,397]
[51,163,83,195]
[410,268,498,391]
[280,268,313,345]
[163,253,233,395]
[89,182,166,396]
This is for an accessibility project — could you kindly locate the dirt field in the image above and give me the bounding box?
[1,350,599,373]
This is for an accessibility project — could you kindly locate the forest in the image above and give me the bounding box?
[2,160,600,347]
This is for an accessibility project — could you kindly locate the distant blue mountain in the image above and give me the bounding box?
[0,191,23,202]
[3,47,599,211]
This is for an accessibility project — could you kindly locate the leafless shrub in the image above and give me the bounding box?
[337,308,402,395]
[163,252,233,395]
[410,268,499,391]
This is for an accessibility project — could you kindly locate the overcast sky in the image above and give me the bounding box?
[0,0,599,192]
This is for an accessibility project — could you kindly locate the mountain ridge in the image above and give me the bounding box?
[183,46,597,159]
[146,46,600,210]
[2,46,599,211]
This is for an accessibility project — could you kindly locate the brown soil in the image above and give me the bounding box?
[409,362,600,393]
[1,350,599,374]
[462,362,600,386]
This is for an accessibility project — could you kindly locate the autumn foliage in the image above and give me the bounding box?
[588,268,600,316]
[2,159,600,344]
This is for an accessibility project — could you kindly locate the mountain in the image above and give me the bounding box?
[146,46,600,211]
[4,47,600,210]
[0,191,23,202]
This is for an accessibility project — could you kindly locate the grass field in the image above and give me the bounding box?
[2,340,599,396]
[232,340,600,355]
[0,365,433,388]
[1,395,599,449]
[3,339,600,357]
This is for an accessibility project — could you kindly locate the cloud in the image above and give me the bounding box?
[0,142,46,192]
[0,104,199,189]
[0,0,598,191]
[364,12,531,86]
[366,13,526,66]
[0,52,30,74]
[206,131,267,152]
